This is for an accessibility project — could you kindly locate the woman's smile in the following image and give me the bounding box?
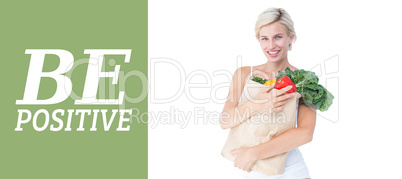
[267,50,280,57]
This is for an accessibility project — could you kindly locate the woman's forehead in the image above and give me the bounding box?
[260,22,287,36]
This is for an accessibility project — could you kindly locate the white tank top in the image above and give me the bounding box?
[244,66,310,178]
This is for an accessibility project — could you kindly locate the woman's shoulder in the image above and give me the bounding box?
[234,66,252,78]
[288,65,299,71]
[231,66,252,85]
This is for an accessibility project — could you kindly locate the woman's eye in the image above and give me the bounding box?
[275,36,282,39]
[262,37,268,40]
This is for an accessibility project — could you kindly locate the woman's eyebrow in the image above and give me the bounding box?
[260,33,284,37]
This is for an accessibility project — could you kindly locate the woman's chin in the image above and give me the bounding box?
[267,57,282,63]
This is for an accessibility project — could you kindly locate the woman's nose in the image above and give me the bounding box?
[267,40,276,50]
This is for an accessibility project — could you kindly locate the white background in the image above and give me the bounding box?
[149,0,402,178]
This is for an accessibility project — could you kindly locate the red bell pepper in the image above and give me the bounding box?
[275,76,296,93]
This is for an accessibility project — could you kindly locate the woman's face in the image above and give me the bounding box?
[258,22,294,63]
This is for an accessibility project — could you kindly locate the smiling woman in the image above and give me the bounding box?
[256,8,296,65]
[220,8,313,179]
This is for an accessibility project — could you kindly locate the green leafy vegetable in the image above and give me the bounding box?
[276,67,334,111]
[251,67,334,112]
[251,76,269,84]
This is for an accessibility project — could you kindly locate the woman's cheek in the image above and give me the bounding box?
[260,43,266,51]
[283,39,291,47]
[274,39,283,47]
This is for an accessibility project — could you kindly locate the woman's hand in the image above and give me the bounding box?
[250,85,295,113]
[231,147,257,173]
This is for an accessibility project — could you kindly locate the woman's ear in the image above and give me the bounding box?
[289,35,294,45]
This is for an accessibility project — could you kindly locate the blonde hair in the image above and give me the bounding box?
[255,8,296,50]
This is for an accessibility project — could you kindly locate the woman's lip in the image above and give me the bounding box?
[267,50,280,57]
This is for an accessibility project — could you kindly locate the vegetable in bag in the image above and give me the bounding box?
[251,67,334,111]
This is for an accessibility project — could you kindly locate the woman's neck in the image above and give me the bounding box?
[261,58,291,75]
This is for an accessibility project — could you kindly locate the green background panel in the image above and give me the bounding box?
[0,1,148,178]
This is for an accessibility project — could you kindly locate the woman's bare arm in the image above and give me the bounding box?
[249,103,317,160]
[219,66,256,129]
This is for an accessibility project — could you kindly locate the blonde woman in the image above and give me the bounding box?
[220,8,315,179]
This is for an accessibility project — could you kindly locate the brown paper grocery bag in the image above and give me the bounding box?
[221,80,302,175]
